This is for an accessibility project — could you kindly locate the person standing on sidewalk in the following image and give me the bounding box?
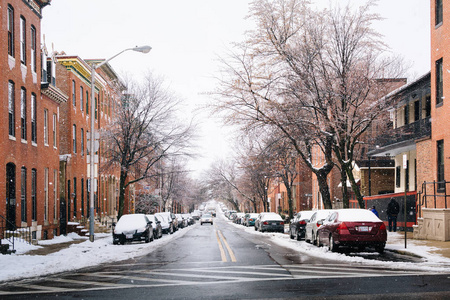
[386,198,400,232]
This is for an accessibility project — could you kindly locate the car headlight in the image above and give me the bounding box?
[136,227,147,233]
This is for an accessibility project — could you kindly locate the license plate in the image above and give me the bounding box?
[272,223,278,226]
[358,226,369,232]
[126,234,133,239]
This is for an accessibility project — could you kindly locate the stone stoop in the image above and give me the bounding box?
[413,209,450,241]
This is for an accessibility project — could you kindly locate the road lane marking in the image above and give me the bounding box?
[218,230,237,262]
[215,229,228,262]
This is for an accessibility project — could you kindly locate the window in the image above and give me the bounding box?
[73,124,77,153]
[21,167,27,223]
[436,0,443,26]
[8,81,15,137]
[436,58,443,105]
[44,109,48,145]
[30,26,36,72]
[80,86,84,111]
[425,95,431,118]
[21,88,26,140]
[41,51,47,83]
[404,104,409,125]
[437,140,445,191]
[95,96,98,119]
[396,166,401,188]
[81,128,84,156]
[414,101,420,122]
[44,168,49,222]
[72,80,76,107]
[31,93,37,143]
[7,5,14,57]
[20,16,26,64]
[86,91,89,114]
[32,169,37,221]
[53,114,57,147]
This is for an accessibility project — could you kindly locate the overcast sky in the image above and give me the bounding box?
[41,0,430,178]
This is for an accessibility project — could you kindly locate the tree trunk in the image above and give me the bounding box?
[340,167,349,208]
[118,170,128,219]
[316,170,332,209]
[347,168,365,209]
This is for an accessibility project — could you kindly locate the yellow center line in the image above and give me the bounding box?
[218,230,237,262]
[215,226,227,262]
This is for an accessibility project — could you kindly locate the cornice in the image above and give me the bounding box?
[41,83,69,104]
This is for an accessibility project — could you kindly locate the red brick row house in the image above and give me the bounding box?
[1,0,125,243]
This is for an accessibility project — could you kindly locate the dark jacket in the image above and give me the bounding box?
[387,199,400,216]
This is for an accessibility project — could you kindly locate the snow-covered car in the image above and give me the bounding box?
[158,212,178,232]
[200,213,213,225]
[317,209,387,253]
[305,210,336,245]
[155,213,173,234]
[233,213,246,224]
[255,213,284,233]
[289,210,315,241]
[113,214,153,245]
[182,213,195,225]
[175,214,187,228]
[254,212,277,231]
[146,214,163,239]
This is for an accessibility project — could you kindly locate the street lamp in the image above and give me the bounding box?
[89,45,151,242]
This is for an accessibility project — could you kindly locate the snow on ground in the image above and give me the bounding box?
[0,225,195,282]
[224,212,450,272]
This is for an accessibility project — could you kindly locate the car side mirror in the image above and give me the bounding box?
[148,221,153,225]
[112,222,116,227]
[157,221,161,224]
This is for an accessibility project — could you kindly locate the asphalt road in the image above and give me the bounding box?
[1,216,450,299]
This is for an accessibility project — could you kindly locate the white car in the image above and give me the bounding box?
[304,210,336,245]
[200,213,213,225]
[155,213,173,234]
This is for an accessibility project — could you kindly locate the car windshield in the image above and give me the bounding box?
[203,214,212,218]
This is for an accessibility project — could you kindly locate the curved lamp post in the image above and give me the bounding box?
[89,45,151,242]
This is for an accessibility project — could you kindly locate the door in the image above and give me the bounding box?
[6,163,16,230]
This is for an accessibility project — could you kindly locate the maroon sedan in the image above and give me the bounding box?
[317,209,387,253]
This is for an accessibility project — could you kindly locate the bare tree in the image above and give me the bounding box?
[206,160,241,211]
[213,0,405,209]
[102,72,194,218]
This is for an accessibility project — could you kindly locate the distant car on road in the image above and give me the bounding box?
[200,213,213,225]
[113,214,153,245]
[289,210,315,241]
[317,209,387,253]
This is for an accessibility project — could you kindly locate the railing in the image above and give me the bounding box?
[0,215,32,251]
[418,180,450,218]
[371,118,431,149]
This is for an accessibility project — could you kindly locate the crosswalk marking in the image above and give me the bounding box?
[0,263,446,296]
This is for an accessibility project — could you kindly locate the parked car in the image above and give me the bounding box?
[200,213,213,225]
[191,210,201,220]
[289,210,315,241]
[244,213,259,227]
[113,214,153,245]
[182,213,195,225]
[158,212,178,232]
[175,214,187,228]
[317,209,387,253]
[255,213,284,233]
[146,214,163,239]
[234,213,246,224]
[155,213,174,234]
[254,212,277,231]
[304,210,335,245]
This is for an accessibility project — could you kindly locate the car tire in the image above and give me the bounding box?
[145,232,150,243]
[290,229,295,239]
[113,240,118,245]
[296,232,301,241]
[254,226,258,231]
[201,222,203,225]
[375,243,385,254]
[211,222,213,225]
[329,235,338,252]
[313,233,318,246]
[170,225,174,234]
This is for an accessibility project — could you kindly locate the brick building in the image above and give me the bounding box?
[0,0,60,239]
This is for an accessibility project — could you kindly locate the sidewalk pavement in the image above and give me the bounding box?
[23,230,450,260]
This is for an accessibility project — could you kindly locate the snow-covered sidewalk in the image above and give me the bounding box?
[0,225,195,282]
[227,217,450,272]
